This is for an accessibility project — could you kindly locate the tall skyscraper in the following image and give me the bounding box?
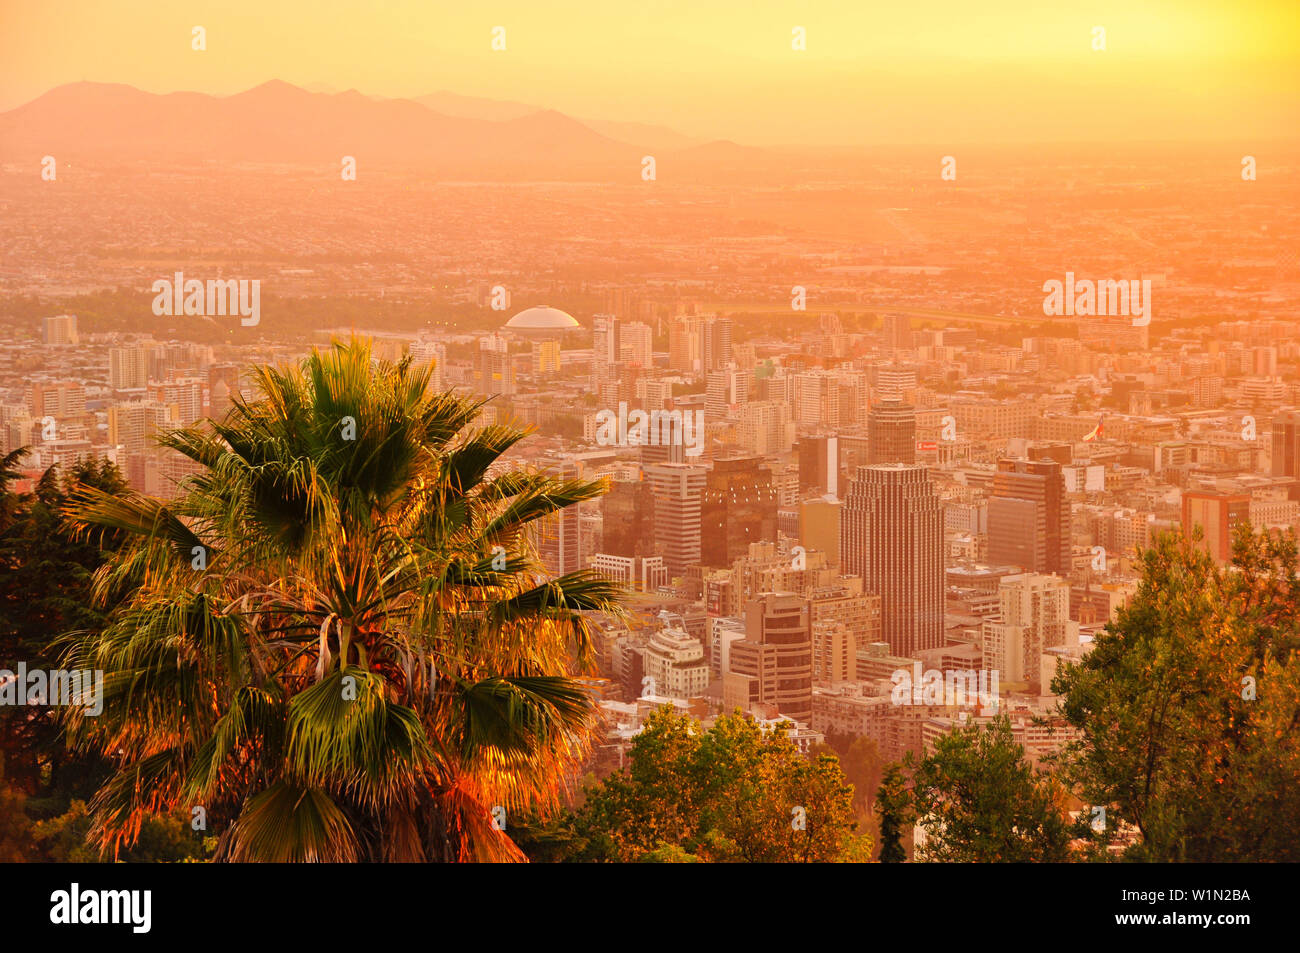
[867,399,917,465]
[840,464,944,656]
[591,314,620,392]
[987,458,1071,574]
[700,454,778,567]
[724,592,813,722]
[645,462,708,577]
[702,316,732,373]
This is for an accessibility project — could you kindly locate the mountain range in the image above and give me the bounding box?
[0,81,758,170]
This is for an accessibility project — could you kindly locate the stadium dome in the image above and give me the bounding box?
[503,305,581,333]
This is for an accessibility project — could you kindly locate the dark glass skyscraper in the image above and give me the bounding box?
[840,464,943,656]
[987,458,1070,574]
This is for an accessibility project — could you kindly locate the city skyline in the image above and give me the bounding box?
[2,0,1297,886]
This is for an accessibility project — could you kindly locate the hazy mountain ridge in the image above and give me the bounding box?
[0,80,681,166]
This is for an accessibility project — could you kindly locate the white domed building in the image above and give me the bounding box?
[502,305,582,338]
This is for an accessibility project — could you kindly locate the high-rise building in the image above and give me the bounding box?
[533,460,586,575]
[645,462,707,577]
[667,314,732,375]
[669,316,702,373]
[475,334,516,397]
[792,371,841,429]
[591,314,621,391]
[738,401,794,456]
[702,316,732,373]
[639,379,673,412]
[109,346,150,390]
[868,399,917,465]
[700,455,778,567]
[149,446,206,501]
[148,379,204,427]
[639,438,688,466]
[28,381,86,419]
[724,593,813,722]
[812,621,855,684]
[706,366,749,419]
[107,402,171,454]
[592,553,668,592]
[798,434,839,497]
[982,573,1077,693]
[409,339,448,391]
[808,579,880,672]
[725,541,835,615]
[532,339,561,376]
[840,464,944,656]
[536,506,583,576]
[882,313,913,350]
[207,363,242,422]
[620,321,654,368]
[835,373,868,429]
[1272,410,1300,479]
[601,478,657,557]
[871,365,917,400]
[1182,489,1251,564]
[42,314,79,346]
[987,458,1071,574]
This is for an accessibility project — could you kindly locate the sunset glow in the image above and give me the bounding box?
[3,0,1297,144]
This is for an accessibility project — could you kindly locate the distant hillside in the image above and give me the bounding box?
[0,80,639,166]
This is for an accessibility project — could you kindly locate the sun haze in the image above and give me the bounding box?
[1,0,1296,145]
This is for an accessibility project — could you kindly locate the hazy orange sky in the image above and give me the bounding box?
[1,0,1297,145]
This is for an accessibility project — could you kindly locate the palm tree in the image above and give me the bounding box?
[61,338,622,861]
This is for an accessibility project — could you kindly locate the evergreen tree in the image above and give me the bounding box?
[875,764,911,863]
[906,715,1071,863]
[1053,527,1300,861]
